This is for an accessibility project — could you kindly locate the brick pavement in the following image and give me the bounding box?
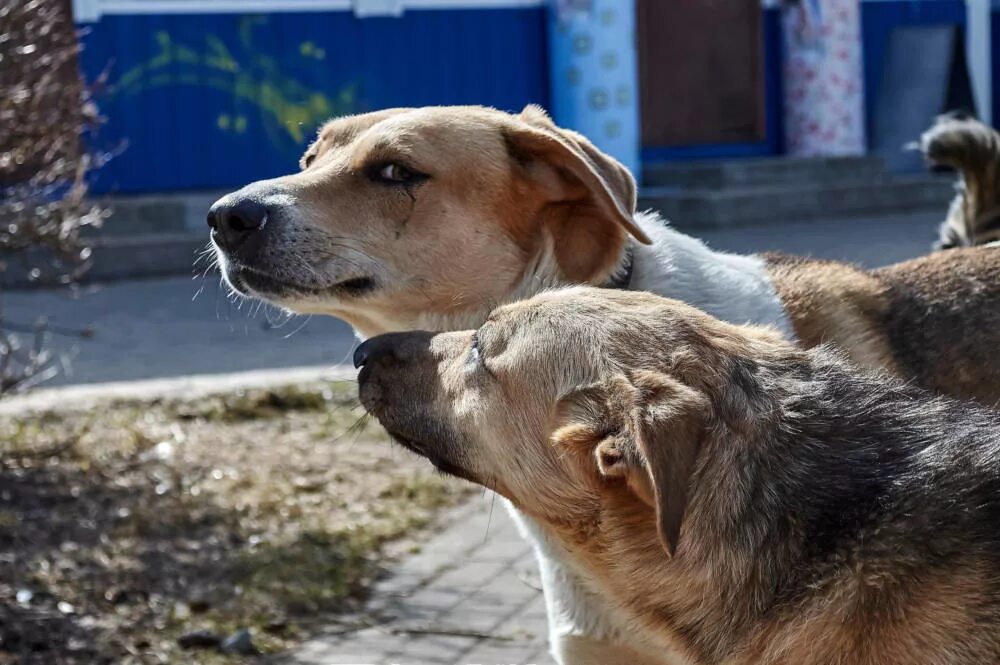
[288,496,556,665]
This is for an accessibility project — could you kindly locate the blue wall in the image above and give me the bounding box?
[80,8,549,193]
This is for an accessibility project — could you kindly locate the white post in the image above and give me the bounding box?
[966,0,992,124]
[548,0,640,176]
[71,0,100,22]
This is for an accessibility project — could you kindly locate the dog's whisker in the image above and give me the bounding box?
[281,315,312,339]
[483,487,497,544]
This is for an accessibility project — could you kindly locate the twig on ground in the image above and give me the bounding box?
[390,625,514,641]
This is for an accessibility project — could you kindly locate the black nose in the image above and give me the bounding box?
[353,335,402,369]
[353,341,371,369]
[353,332,433,369]
[207,197,268,250]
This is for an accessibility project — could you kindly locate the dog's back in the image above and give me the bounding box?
[874,246,1000,404]
[763,247,1000,405]
[697,347,1000,663]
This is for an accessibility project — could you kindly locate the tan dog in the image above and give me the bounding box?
[208,105,1000,662]
[357,287,1000,665]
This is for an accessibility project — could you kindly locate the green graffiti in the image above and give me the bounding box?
[111,17,357,155]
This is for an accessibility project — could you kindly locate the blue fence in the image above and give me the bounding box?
[79,1,1000,192]
[80,7,549,193]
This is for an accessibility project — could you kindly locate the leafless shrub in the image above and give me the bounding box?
[0,0,110,394]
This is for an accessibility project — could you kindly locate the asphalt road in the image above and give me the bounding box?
[2,211,941,386]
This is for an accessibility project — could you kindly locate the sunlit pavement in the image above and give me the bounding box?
[2,211,940,389]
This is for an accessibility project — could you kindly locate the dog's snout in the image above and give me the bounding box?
[354,331,436,371]
[353,341,372,369]
[207,197,268,250]
[354,334,408,369]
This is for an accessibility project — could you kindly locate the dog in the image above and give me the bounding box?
[208,105,1000,663]
[919,112,1000,249]
[356,286,1000,665]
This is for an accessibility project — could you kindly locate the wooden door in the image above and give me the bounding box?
[637,0,766,147]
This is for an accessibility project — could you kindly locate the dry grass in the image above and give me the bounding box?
[0,381,469,663]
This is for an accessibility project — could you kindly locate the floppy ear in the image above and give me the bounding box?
[551,371,708,557]
[503,105,651,283]
[551,376,643,477]
[628,370,709,557]
[551,377,630,453]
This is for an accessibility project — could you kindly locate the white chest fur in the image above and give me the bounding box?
[630,212,795,337]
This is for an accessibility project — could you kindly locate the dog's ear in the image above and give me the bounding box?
[627,370,709,557]
[503,105,651,283]
[551,371,708,557]
[551,376,632,458]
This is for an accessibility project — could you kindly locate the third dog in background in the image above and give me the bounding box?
[920,112,1000,249]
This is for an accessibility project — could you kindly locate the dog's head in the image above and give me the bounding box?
[208,105,650,337]
[919,112,1000,250]
[357,287,787,556]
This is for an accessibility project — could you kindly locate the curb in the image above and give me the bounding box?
[0,364,359,415]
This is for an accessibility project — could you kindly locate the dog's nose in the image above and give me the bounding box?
[354,332,434,370]
[353,341,372,369]
[207,197,268,249]
[353,335,400,369]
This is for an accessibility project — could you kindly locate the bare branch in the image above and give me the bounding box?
[0,0,112,395]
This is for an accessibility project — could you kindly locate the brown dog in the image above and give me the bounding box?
[208,105,1000,662]
[357,287,1000,665]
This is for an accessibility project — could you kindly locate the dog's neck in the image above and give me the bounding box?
[626,213,795,338]
[348,212,794,341]
[602,240,635,290]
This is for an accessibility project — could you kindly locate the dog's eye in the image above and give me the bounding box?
[376,163,414,184]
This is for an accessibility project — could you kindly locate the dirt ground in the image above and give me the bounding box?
[0,380,469,664]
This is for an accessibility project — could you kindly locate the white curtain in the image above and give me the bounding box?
[783,0,867,156]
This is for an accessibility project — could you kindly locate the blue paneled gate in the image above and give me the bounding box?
[74,1,549,193]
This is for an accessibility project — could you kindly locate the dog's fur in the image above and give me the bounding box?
[920,112,1000,249]
[210,105,1000,663]
[358,287,1000,665]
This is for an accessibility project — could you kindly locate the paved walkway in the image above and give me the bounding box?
[290,497,555,665]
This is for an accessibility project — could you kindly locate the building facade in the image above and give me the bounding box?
[70,0,993,193]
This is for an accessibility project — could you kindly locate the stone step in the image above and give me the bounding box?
[638,174,954,230]
[642,155,887,189]
[3,231,210,287]
[86,232,212,281]
[86,191,226,237]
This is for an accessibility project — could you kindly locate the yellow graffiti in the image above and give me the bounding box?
[112,18,356,153]
[299,41,326,60]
